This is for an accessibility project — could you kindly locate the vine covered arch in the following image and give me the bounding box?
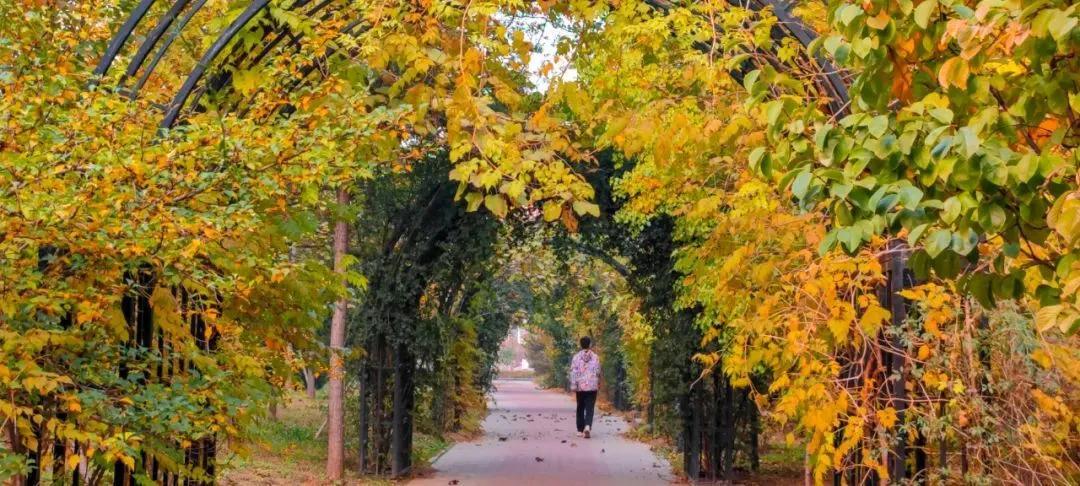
[93,0,850,128]
[85,0,870,482]
[15,0,1065,483]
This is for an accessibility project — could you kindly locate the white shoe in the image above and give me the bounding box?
[584,426,591,438]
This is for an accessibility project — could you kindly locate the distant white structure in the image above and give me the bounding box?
[499,325,532,372]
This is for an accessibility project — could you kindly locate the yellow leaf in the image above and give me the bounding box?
[866,11,890,29]
[938,57,970,89]
[1031,348,1052,369]
[65,454,81,471]
[542,201,562,222]
[876,407,898,428]
[572,200,600,218]
[1034,305,1062,332]
[828,318,850,341]
[484,194,508,218]
[859,304,891,335]
[233,69,260,95]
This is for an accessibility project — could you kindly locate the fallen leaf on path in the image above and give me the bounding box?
[535,457,544,462]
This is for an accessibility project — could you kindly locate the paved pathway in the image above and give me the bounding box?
[409,379,673,486]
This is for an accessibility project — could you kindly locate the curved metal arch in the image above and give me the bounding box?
[195,0,340,117]
[160,0,271,128]
[747,0,850,116]
[97,0,850,128]
[97,0,338,127]
[92,0,157,83]
[121,0,192,88]
[644,0,849,116]
[128,0,209,99]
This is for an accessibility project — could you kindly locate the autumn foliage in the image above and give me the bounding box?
[2,0,1079,484]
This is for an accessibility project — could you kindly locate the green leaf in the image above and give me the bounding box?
[897,185,923,208]
[992,273,1019,299]
[942,196,961,224]
[839,4,863,25]
[982,203,1007,232]
[1048,13,1078,42]
[931,137,953,159]
[572,200,601,217]
[742,70,761,93]
[791,170,813,199]
[819,229,839,255]
[838,226,862,253]
[926,229,952,257]
[831,183,853,199]
[957,126,979,156]
[835,202,854,225]
[749,147,771,177]
[951,227,979,255]
[908,223,929,246]
[928,107,954,124]
[914,0,937,28]
[966,273,995,309]
[1014,153,1039,182]
[868,115,889,138]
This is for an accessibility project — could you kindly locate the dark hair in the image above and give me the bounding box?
[579,336,592,349]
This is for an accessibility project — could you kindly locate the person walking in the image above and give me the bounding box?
[569,336,601,438]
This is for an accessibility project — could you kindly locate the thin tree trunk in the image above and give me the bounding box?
[805,450,812,486]
[326,187,350,480]
[303,368,317,399]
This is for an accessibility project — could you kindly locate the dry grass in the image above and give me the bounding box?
[218,390,448,485]
[218,392,368,485]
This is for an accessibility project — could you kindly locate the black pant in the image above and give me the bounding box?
[575,390,597,432]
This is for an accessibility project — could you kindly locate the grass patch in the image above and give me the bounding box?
[220,391,458,485]
[219,392,368,485]
[412,432,450,468]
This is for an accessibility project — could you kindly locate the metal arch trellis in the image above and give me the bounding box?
[87,0,936,483]
[94,0,851,130]
[642,0,850,117]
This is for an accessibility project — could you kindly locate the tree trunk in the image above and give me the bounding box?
[326,187,350,480]
[304,368,317,399]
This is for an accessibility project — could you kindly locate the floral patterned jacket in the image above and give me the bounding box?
[569,349,601,392]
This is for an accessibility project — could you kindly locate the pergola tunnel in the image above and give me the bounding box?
[86,0,861,481]
[4,0,1078,485]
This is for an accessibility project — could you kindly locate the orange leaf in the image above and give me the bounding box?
[938,57,970,89]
